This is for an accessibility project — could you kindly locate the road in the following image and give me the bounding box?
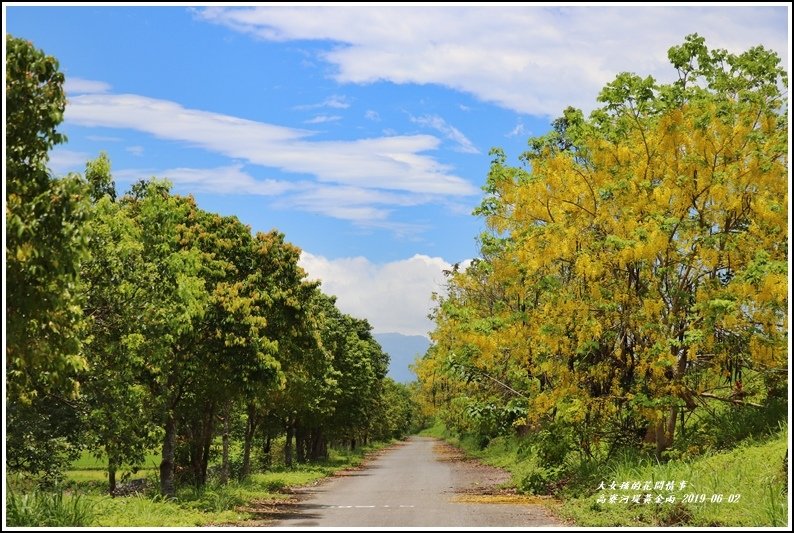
[274,436,562,527]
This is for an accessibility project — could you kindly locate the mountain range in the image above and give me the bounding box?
[374,332,431,384]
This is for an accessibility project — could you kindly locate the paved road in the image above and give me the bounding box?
[275,436,561,527]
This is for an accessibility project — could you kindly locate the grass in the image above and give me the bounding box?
[426,420,788,527]
[559,428,789,527]
[68,450,162,471]
[6,440,396,527]
[6,490,97,527]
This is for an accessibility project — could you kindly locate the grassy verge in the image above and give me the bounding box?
[558,430,788,527]
[422,421,788,527]
[6,440,395,527]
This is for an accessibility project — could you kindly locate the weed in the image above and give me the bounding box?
[6,489,98,527]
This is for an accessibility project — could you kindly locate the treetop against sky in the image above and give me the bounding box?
[4,4,788,337]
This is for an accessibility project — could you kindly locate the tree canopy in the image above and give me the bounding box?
[416,34,788,460]
[5,35,422,494]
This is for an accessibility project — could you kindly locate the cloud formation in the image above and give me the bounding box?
[198,6,788,117]
[65,93,477,196]
[113,164,296,197]
[48,148,91,175]
[411,114,479,154]
[64,77,111,94]
[294,94,351,110]
[111,163,435,229]
[304,114,342,124]
[299,251,453,336]
[505,122,527,138]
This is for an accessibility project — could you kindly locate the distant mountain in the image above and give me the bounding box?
[374,332,431,384]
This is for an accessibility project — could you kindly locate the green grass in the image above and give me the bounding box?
[81,494,244,527]
[418,418,447,438]
[7,440,396,527]
[68,450,161,471]
[6,490,98,527]
[63,469,151,484]
[428,420,788,527]
[559,428,789,527]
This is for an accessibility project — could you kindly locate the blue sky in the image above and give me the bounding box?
[4,5,789,337]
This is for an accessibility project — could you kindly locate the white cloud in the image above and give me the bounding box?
[277,183,433,230]
[48,148,89,174]
[411,114,479,154]
[505,122,527,138]
[299,251,454,336]
[65,93,477,196]
[86,135,122,142]
[304,114,342,124]
[198,6,788,117]
[294,94,351,110]
[115,164,297,196]
[365,110,380,121]
[113,164,432,228]
[64,77,111,95]
[125,145,145,156]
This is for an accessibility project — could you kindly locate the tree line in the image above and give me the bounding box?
[6,35,421,497]
[415,35,787,468]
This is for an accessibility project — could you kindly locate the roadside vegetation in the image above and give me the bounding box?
[422,418,787,526]
[414,34,788,527]
[7,440,394,527]
[5,34,424,527]
[5,29,788,529]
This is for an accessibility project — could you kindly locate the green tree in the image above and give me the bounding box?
[79,156,160,494]
[6,34,90,402]
[174,214,283,486]
[236,230,321,476]
[116,180,208,497]
[5,35,91,481]
[417,34,788,459]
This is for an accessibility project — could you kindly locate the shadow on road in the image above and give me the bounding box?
[242,501,326,522]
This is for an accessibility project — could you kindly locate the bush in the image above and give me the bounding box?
[6,490,97,526]
[516,464,564,495]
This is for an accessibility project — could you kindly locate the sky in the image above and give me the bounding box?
[4,4,789,338]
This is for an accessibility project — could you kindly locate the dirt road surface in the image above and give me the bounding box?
[274,436,563,527]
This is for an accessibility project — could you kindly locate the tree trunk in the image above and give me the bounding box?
[296,424,306,463]
[220,403,231,485]
[186,403,214,487]
[310,429,327,461]
[264,433,272,455]
[241,403,258,480]
[160,413,176,498]
[108,455,117,496]
[200,419,212,486]
[262,431,272,468]
[189,422,202,487]
[284,421,294,467]
[657,349,689,457]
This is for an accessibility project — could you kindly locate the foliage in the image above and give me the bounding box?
[5,35,418,504]
[5,441,394,527]
[5,490,98,527]
[79,159,161,492]
[5,34,90,402]
[5,34,92,483]
[558,426,788,526]
[416,34,788,466]
[5,395,85,484]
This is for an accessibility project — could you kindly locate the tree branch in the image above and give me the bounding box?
[697,392,762,408]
